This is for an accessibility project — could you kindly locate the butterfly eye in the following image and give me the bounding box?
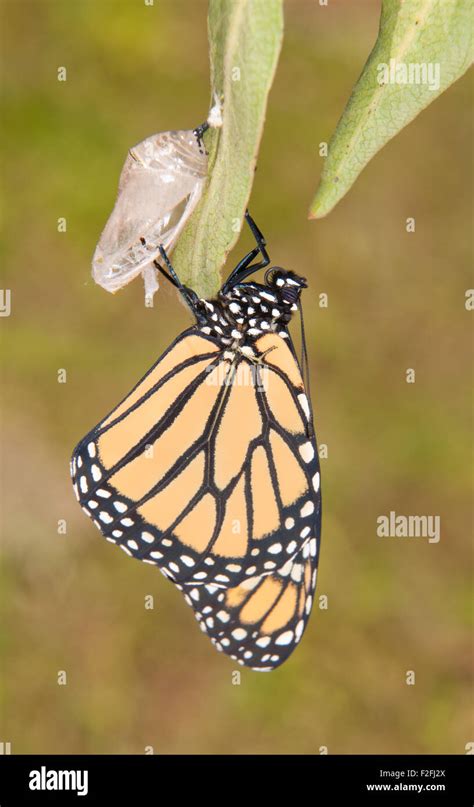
[280,285,301,305]
[266,269,305,305]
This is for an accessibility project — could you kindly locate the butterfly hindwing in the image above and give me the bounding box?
[180,535,319,670]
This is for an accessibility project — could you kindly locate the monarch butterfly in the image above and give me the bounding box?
[71,213,322,671]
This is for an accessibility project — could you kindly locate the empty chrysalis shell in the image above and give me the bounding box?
[92,129,208,306]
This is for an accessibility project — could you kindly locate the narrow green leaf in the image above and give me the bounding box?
[309,0,473,219]
[172,0,283,297]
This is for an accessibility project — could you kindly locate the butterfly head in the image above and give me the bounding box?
[265,268,307,308]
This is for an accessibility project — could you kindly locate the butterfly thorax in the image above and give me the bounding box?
[195,269,307,348]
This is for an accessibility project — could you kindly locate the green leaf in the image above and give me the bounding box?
[309,0,473,219]
[172,0,283,297]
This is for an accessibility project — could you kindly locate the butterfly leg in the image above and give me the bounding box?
[222,210,270,293]
[154,246,202,314]
[193,121,209,154]
[245,211,268,258]
[142,238,186,294]
[154,245,183,289]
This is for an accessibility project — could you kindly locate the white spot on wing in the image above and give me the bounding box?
[141,531,154,543]
[226,563,241,573]
[232,628,247,641]
[291,563,303,582]
[299,442,314,463]
[295,620,305,641]
[113,501,127,513]
[298,394,310,420]
[300,500,315,517]
[91,464,102,482]
[275,630,294,646]
[268,542,283,554]
[256,636,271,648]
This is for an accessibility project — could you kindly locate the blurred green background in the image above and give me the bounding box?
[2,0,472,754]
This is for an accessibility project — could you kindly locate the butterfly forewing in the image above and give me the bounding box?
[72,330,320,589]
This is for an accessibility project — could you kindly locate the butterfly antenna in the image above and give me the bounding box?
[298,298,314,438]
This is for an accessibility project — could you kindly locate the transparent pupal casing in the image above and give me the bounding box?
[92,129,208,305]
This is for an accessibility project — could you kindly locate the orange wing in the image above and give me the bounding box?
[178,536,319,670]
[71,327,321,669]
[72,330,320,584]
